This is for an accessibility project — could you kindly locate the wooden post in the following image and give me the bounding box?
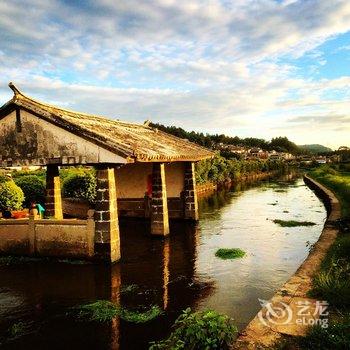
[151,163,169,235]
[183,162,199,221]
[45,164,63,219]
[94,166,121,263]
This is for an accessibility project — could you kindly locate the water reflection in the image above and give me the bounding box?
[0,174,326,349]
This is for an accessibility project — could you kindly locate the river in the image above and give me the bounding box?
[0,174,327,349]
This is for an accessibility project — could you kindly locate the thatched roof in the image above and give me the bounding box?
[0,83,214,163]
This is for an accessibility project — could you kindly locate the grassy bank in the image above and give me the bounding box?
[308,164,350,219]
[285,165,350,349]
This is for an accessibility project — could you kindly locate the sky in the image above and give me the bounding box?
[0,0,349,149]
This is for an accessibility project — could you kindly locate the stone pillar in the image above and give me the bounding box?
[94,166,121,263]
[183,162,199,221]
[45,164,63,219]
[151,163,169,236]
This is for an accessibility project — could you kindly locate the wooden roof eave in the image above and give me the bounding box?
[134,153,214,163]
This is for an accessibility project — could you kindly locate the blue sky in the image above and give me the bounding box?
[0,0,349,149]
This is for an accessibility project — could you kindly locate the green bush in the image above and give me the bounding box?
[62,170,96,203]
[11,169,46,183]
[0,180,24,212]
[149,308,237,350]
[14,175,45,207]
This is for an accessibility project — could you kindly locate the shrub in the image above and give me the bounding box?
[0,180,24,212]
[149,308,237,350]
[14,175,45,207]
[11,169,46,183]
[62,170,96,203]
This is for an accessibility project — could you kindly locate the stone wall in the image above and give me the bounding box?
[0,217,94,258]
[0,110,125,167]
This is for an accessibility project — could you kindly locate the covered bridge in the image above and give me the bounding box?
[0,83,213,262]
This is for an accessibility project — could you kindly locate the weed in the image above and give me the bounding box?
[273,219,316,227]
[6,321,34,340]
[215,248,246,260]
[121,284,139,294]
[0,256,42,265]
[149,308,237,350]
[299,317,350,350]
[72,300,162,323]
[119,305,163,323]
[74,300,119,322]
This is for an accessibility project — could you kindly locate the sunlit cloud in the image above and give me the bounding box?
[0,0,350,149]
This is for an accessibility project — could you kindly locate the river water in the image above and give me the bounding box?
[0,174,326,349]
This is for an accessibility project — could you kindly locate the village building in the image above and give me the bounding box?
[0,83,214,263]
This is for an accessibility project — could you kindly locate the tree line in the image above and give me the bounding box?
[150,123,303,155]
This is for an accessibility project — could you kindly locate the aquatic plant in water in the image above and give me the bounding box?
[119,305,163,323]
[73,300,162,323]
[120,284,139,294]
[6,321,35,340]
[149,308,237,350]
[0,256,42,265]
[74,300,119,322]
[215,248,246,259]
[273,219,316,227]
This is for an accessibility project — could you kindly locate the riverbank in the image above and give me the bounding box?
[308,164,350,219]
[232,173,341,349]
[197,169,285,196]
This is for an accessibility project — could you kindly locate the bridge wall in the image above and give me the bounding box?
[0,217,94,258]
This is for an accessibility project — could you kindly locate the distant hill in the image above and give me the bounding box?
[298,144,333,154]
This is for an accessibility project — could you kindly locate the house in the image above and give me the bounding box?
[0,83,214,262]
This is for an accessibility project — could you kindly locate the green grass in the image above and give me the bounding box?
[299,316,350,350]
[308,234,350,308]
[72,300,162,323]
[215,248,246,260]
[308,165,350,218]
[301,165,350,349]
[149,308,237,350]
[273,219,316,227]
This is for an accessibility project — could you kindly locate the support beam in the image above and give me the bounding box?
[183,162,199,221]
[45,164,63,219]
[151,163,169,236]
[94,166,121,263]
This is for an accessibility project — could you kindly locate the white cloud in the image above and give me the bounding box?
[0,0,350,148]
